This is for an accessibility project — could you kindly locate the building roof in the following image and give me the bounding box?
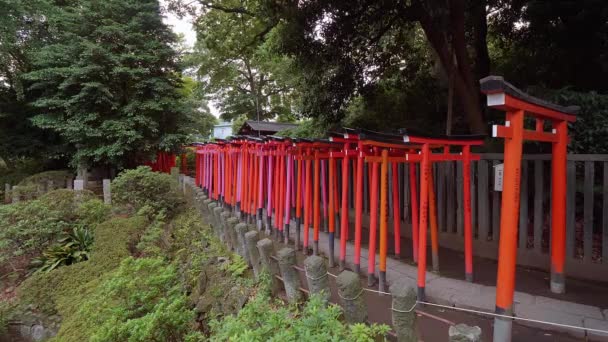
[239,120,298,134]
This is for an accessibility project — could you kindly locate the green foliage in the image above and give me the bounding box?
[9,169,74,200]
[276,119,329,139]
[136,210,167,257]
[111,166,184,216]
[231,114,249,135]
[187,1,300,122]
[209,293,390,341]
[0,190,108,265]
[55,257,195,342]
[528,87,608,154]
[23,0,190,168]
[220,254,248,277]
[30,226,94,273]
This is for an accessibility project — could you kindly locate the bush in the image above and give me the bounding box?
[0,190,109,265]
[112,166,184,216]
[17,216,148,316]
[209,292,390,341]
[55,257,196,342]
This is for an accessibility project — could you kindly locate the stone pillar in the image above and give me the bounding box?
[76,163,88,189]
[219,211,232,244]
[207,202,218,229]
[449,324,482,342]
[4,184,10,204]
[235,223,250,263]
[203,199,213,218]
[47,180,55,192]
[225,217,240,251]
[336,270,367,323]
[244,231,262,279]
[277,247,303,304]
[170,167,179,182]
[391,280,418,342]
[66,178,73,190]
[102,179,111,205]
[74,179,84,191]
[212,206,224,238]
[11,186,19,203]
[304,255,330,303]
[257,238,280,294]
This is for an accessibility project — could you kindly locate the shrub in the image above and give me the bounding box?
[54,257,196,342]
[30,226,94,273]
[111,166,184,216]
[209,293,390,341]
[0,190,109,265]
[17,216,148,316]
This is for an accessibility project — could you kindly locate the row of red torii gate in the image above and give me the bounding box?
[162,76,578,341]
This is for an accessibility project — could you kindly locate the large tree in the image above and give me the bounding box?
[24,0,190,169]
[181,0,300,123]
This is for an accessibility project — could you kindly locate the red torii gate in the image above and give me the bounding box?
[481,76,578,342]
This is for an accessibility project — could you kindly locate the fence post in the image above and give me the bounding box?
[303,255,330,303]
[391,280,417,342]
[277,247,303,304]
[235,223,250,264]
[336,270,367,323]
[66,178,73,190]
[11,186,19,203]
[102,179,111,205]
[244,231,262,279]
[212,206,223,238]
[47,180,55,192]
[219,211,232,244]
[449,324,482,342]
[4,184,10,204]
[225,217,239,250]
[257,238,280,294]
[74,179,84,191]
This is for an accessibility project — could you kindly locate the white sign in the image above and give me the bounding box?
[494,163,504,192]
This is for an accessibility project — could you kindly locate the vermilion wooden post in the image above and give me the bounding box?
[409,163,419,262]
[258,151,264,230]
[463,145,473,281]
[551,120,568,294]
[354,144,364,273]
[494,109,524,341]
[284,152,292,242]
[416,143,430,301]
[295,152,303,249]
[379,149,389,292]
[368,156,379,286]
[429,170,439,272]
[266,152,273,233]
[303,150,312,253]
[392,162,401,258]
[328,155,336,267]
[278,147,285,237]
[339,145,350,269]
[313,152,321,255]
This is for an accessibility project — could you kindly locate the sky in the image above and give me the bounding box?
[160,1,222,118]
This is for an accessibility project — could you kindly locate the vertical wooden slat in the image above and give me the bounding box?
[519,161,529,249]
[470,161,477,237]
[566,161,576,259]
[363,162,369,213]
[478,160,490,241]
[403,164,409,221]
[584,161,594,263]
[492,160,501,242]
[388,163,394,217]
[533,160,544,253]
[437,163,446,233]
[447,162,456,233]
[456,162,464,236]
[603,162,608,264]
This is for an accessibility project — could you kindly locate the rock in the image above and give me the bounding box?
[448,324,482,342]
[30,325,46,341]
[4,287,14,294]
[197,270,208,295]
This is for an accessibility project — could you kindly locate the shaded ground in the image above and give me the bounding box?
[353,227,608,310]
[278,241,585,342]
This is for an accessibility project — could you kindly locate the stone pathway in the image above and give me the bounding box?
[286,223,608,341]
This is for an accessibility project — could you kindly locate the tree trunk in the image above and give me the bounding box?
[417,3,487,134]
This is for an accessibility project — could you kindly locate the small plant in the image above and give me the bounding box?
[30,226,94,273]
[220,254,249,277]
